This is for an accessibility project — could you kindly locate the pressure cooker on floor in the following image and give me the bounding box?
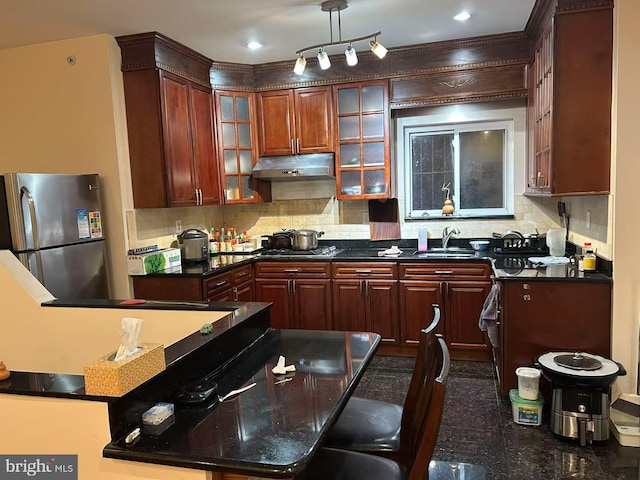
[535,351,626,446]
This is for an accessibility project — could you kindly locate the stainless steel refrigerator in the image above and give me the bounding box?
[0,173,110,299]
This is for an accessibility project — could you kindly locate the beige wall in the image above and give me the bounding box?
[0,35,132,299]
[0,251,228,374]
[0,395,211,480]
[610,0,640,396]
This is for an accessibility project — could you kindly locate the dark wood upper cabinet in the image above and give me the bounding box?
[257,87,334,156]
[117,33,221,208]
[334,80,391,200]
[214,90,270,204]
[525,2,613,196]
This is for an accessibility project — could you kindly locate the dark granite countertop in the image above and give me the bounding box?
[103,328,381,478]
[0,303,272,400]
[128,241,611,284]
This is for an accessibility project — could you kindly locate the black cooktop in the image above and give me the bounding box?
[261,245,338,257]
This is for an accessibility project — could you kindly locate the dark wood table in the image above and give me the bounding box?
[104,328,381,479]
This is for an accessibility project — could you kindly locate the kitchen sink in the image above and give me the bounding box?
[428,247,475,253]
[415,252,476,259]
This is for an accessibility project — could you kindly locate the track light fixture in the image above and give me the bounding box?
[345,44,358,66]
[317,48,331,70]
[369,37,388,59]
[293,0,385,75]
[294,54,307,75]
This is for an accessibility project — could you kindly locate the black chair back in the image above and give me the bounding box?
[397,304,441,466]
[408,334,450,480]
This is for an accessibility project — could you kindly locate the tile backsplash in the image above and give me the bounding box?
[125,193,608,254]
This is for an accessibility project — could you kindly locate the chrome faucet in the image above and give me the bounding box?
[442,227,460,250]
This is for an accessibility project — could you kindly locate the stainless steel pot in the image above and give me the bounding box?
[177,229,209,262]
[292,229,324,250]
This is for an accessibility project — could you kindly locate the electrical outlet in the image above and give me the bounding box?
[175,220,182,233]
[586,210,591,229]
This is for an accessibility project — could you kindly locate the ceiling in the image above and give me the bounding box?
[0,0,536,65]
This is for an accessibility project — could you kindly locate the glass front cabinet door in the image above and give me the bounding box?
[214,91,268,204]
[334,80,390,200]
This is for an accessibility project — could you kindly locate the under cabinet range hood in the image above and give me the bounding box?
[252,153,335,181]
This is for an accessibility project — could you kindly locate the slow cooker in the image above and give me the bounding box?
[177,229,209,262]
[536,351,626,446]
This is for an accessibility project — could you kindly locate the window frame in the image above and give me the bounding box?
[397,113,515,220]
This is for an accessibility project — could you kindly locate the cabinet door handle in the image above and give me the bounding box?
[233,287,238,302]
[364,279,368,298]
[237,271,249,277]
[284,269,300,273]
[355,270,371,275]
[523,294,531,301]
[287,279,291,295]
[215,281,228,287]
[195,188,199,205]
[291,139,295,152]
[296,138,300,152]
[292,279,296,296]
[359,279,364,297]
[435,270,454,275]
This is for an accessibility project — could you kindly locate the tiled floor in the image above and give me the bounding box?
[355,356,640,480]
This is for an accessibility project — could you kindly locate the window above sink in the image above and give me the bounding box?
[396,102,522,221]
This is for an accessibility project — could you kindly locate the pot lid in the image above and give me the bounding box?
[179,229,207,239]
[537,351,619,378]
[554,352,602,371]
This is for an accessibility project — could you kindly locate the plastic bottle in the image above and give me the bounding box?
[418,227,428,252]
[583,249,597,271]
[209,228,218,255]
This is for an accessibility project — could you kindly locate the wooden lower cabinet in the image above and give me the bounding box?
[332,279,399,346]
[255,262,332,330]
[399,280,443,345]
[498,280,612,395]
[132,263,254,302]
[399,263,492,361]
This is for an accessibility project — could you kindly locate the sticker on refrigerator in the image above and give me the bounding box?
[77,209,90,238]
[89,211,103,239]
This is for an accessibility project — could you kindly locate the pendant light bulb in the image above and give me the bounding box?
[345,45,358,66]
[317,48,331,70]
[294,55,307,75]
[370,39,388,59]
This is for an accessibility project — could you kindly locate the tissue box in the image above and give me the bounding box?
[127,248,181,276]
[83,343,166,396]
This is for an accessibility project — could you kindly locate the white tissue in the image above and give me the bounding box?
[113,317,144,361]
[378,245,402,257]
[272,355,296,375]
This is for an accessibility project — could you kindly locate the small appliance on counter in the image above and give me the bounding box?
[535,351,626,446]
[177,229,209,263]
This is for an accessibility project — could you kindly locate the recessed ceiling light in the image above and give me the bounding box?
[454,12,471,21]
[247,41,263,50]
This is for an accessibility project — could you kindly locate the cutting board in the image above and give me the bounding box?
[368,198,401,241]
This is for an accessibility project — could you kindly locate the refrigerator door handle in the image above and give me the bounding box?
[21,186,40,250]
[20,186,44,283]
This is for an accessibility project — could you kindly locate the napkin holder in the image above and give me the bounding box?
[83,343,165,396]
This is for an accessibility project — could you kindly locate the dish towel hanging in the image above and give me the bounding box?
[478,284,499,348]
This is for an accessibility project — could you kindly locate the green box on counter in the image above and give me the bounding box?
[127,248,181,275]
